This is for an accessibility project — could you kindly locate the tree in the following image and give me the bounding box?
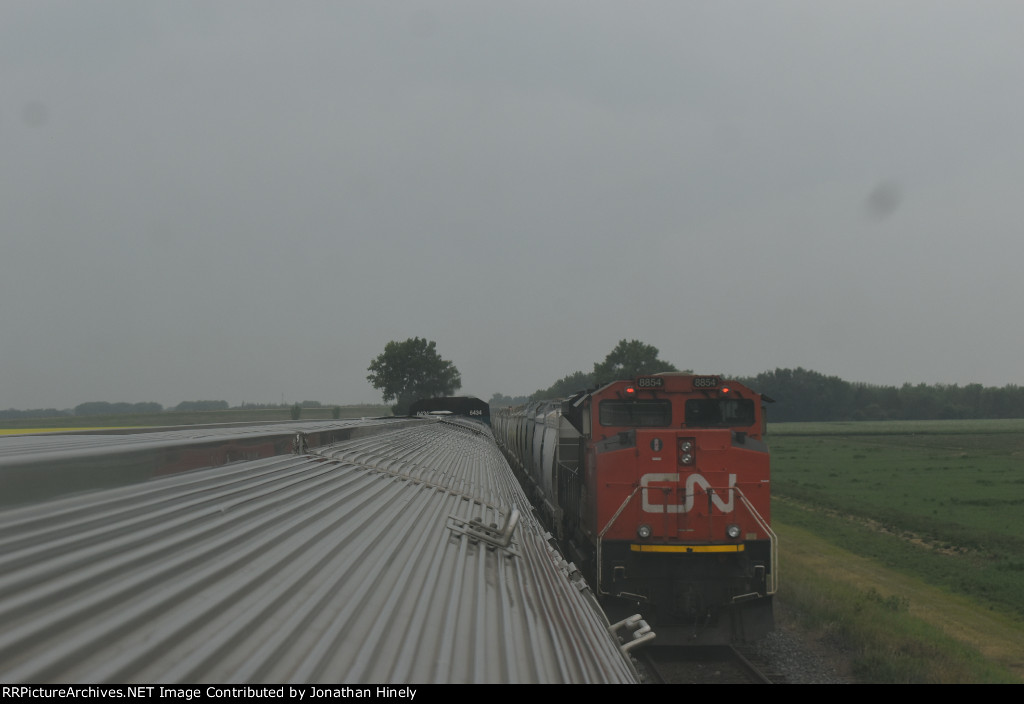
[530,370,596,401]
[489,392,529,408]
[367,337,462,415]
[750,367,854,422]
[592,339,678,385]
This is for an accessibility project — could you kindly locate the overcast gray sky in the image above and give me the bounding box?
[3,1,1023,409]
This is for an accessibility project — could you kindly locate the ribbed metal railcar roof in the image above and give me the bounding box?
[0,419,403,460]
[0,418,638,684]
[0,418,416,507]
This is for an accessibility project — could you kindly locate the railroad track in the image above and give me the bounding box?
[636,645,779,684]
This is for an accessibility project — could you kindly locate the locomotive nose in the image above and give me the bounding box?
[634,429,745,541]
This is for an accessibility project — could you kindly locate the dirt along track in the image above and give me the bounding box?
[777,521,1024,680]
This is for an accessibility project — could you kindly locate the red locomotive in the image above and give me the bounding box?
[494,372,775,644]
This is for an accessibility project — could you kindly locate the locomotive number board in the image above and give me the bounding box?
[692,376,722,389]
[635,377,664,388]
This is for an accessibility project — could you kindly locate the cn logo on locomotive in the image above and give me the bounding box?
[640,472,737,513]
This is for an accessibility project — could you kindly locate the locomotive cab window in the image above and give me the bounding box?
[684,399,755,427]
[599,400,672,427]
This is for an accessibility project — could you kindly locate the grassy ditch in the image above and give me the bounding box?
[771,419,1024,682]
[777,521,1021,683]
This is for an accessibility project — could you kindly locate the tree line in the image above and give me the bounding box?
[733,367,1024,422]
[10,340,1019,424]
[484,343,1024,422]
[0,400,343,419]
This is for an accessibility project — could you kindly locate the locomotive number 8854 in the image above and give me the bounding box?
[493,373,776,645]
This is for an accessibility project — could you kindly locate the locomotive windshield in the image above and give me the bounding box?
[684,399,755,427]
[599,400,672,427]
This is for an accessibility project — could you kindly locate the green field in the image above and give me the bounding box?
[770,419,1024,682]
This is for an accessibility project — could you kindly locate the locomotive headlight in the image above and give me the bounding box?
[637,524,652,539]
[726,524,742,539]
[678,438,695,466]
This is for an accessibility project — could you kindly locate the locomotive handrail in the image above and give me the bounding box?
[595,485,642,596]
[730,486,778,596]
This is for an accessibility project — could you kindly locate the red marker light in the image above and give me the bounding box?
[720,386,730,394]
[625,386,636,396]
